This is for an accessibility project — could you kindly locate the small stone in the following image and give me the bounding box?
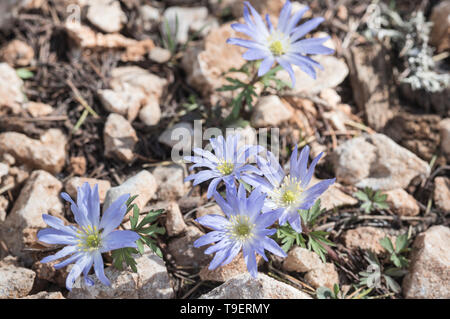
[430,1,450,52]
[320,88,341,108]
[439,118,450,158]
[0,195,8,223]
[152,164,188,201]
[181,22,247,99]
[0,170,63,263]
[98,88,144,121]
[332,134,430,190]
[69,156,87,176]
[103,113,138,163]
[149,47,171,64]
[0,129,67,174]
[139,5,160,31]
[22,102,54,117]
[32,260,68,288]
[165,202,187,237]
[158,122,194,149]
[250,95,294,128]
[315,180,358,210]
[402,225,450,299]
[199,253,262,282]
[103,170,157,212]
[68,249,174,299]
[168,225,211,268]
[0,62,25,114]
[343,226,394,254]
[139,99,161,126]
[21,291,65,299]
[385,189,420,216]
[0,39,34,67]
[86,0,127,33]
[434,177,450,213]
[277,56,349,95]
[0,162,8,181]
[304,262,339,289]
[0,264,36,299]
[163,7,209,44]
[65,177,111,203]
[199,273,311,299]
[283,247,323,273]
[121,39,155,62]
[196,203,225,219]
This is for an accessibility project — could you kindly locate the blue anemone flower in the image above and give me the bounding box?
[242,146,335,233]
[227,1,334,87]
[184,134,262,198]
[193,183,286,277]
[37,182,140,291]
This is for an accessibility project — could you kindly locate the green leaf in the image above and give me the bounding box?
[16,68,34,79]
[316,286,334,299]
[395,233,409,253]
[379,236,395,254]
[136,209,164,230]
[136,238,145,255]
[130,204,140,229]
[383,275,401,293]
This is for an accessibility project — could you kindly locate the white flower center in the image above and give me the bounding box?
[267,32,290,56]
[271,175,304,208]
[76,225,102,252]
[227,215,255,242]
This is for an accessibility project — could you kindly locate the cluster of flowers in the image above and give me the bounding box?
[185,134,335,277]
[36,0,333,290]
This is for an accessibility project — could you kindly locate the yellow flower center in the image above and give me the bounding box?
[269,40,285,56]
[217,161,234,175]
[228,215,255,242]
[77,225,102,251]
[282,190,296,204]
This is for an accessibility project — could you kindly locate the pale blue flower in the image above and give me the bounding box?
[243,146,335,233]
[37,182,140,291]
[194,184,286,277]
[227,1,334,87]
[184,134,262,198]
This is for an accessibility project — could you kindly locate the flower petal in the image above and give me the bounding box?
[101,230,140,252]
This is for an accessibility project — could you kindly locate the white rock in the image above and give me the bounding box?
[168,225,211,268]
[103,113,138,163]
[250,95,293,128]
[152,164,188,201]
[283,247,323,273]
[0,163,8,181]
[68,249,174,299]
[181,22,247,99]
[402,226,450,299]
[103,170,157,212]
[0,129,67,174]
[86,0,127,33]
[439,118,450,158]
[430,1,450,52]
[138,99,161,126]
[332,134,430,190]
[434,177,450,213]
[304,262,339,289]
[320,88,341,108]
[21,291,65,299]
[277,55,349,94]
[139,5,160,31]
[98,87,144,121]
[22,102,54,117]
[199,273,312,299]
[0,195,8,223]
[0,39,34,67]
[65,177,111,203]
[163,7,209,44]
[0,170,63,262]
[343,226,394,255]
[199,253,262,282]
[385,188,420,216]
[158,122,194,149]
[314,179,358,210]
[0,264,35,299]
[165,202,187,237]
[0,62,25,114]
[149,46,171,64]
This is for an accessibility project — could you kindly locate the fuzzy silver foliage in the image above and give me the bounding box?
[363,2,449,93]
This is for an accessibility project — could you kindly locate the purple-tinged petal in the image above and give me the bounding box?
[243,245,258,278]
[243,48,270,61]
[196,214,230,231]
[99,193,129,236]
[206,177,222,199]
[193,230,226,248]
[41,214,78,237]
[277,57,296,87]
[290,17,325,42]
[93,252,110,286]
[54,251,83,270]
[37,228,78,246]
[101,230,140,252]
[40,245,78,264]
[258,56,275,76]
[66,254,92,291]
[261,237,287,257]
